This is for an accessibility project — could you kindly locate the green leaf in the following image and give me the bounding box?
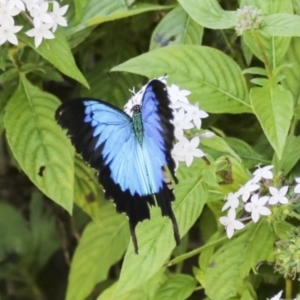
[240,281,257,300]
[272,135,300,175]
[273,221,294,239]
[74,0,87,22]
[262,14,300,37]
[4,76,74,213]
[87,3,174,26]
[0,202,32,260]
[0,83,18,136]
[67,26,95,49]
[66,203,130,300]
[18,30,89,88]
[98,270,165,300]
[201,163,219,188]
[250,85,293,159]
[241,37,253,66]
[242,67,268,76]
[0,43,8,70]
[197,232,223,288]
[205,233,247,299]
[80,60,142,108]
[150,5,203,50]
[199,206,219,245]
[112,45,251,114]
[215,156,250,195]
[99,285,146,300]
[178,0,236,29]
[114,160,207,296]
[250,78,269,87]
[205,222,275,300]
[239,221,276,278]
[74,154,104,222]
[29,192,60,268]
[153,274,197,300]
[225,137,269,168]
[67,1,173,35]
[241,0,293,67]
[282,37,300,101]
[0,68,19,84]
[200,135,241,162]
[32,65,64,82]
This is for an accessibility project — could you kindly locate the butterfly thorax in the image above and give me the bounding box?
[131,105,144,145]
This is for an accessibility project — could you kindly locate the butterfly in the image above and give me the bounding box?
[55,79,180,253]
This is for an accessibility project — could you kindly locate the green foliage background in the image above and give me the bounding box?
[1,0,300,299]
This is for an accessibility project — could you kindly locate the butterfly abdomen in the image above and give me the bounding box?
[132,105,144,145]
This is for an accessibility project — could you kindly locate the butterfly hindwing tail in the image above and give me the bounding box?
[98,166,155,254]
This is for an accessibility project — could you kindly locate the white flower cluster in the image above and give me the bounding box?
[268,290,300,300]
[235,5,263,35]
[0,0,68,48]
[220,165,300,239]
[124,77,209,168]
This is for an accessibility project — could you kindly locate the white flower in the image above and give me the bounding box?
[245,194,271,223]
[23,0,40,10]
[222,192,240,212]
[50,1,68,32]
[294,178,300,194]
[29,2,53,28]
[173,108,194,139]
[237,180,260,202]
[252,165,274,183]
[0,2,20,25]
[219,209,245,238]
[25,22,54,47]
[0,20,22,45]
[269,186,289,205]
[172,136,204,167]
[7,0,25,11]
[185,103,208,129]
[168,84,191,110]
[171,152,181,171]
[268,290,283,300]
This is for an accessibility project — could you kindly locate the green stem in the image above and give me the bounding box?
[166,223,251,266]
[220,30,236,58]
[166,235,227,266]
[285,277,292,299]
[251,31,272,78]
[175,234,188,274]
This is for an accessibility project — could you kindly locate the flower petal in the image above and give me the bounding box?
[258,206,271,216]
[233,220,244,230]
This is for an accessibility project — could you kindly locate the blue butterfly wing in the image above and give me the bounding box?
[141,80,179,245]
[56,99,158,252]
[55,80,179,252]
